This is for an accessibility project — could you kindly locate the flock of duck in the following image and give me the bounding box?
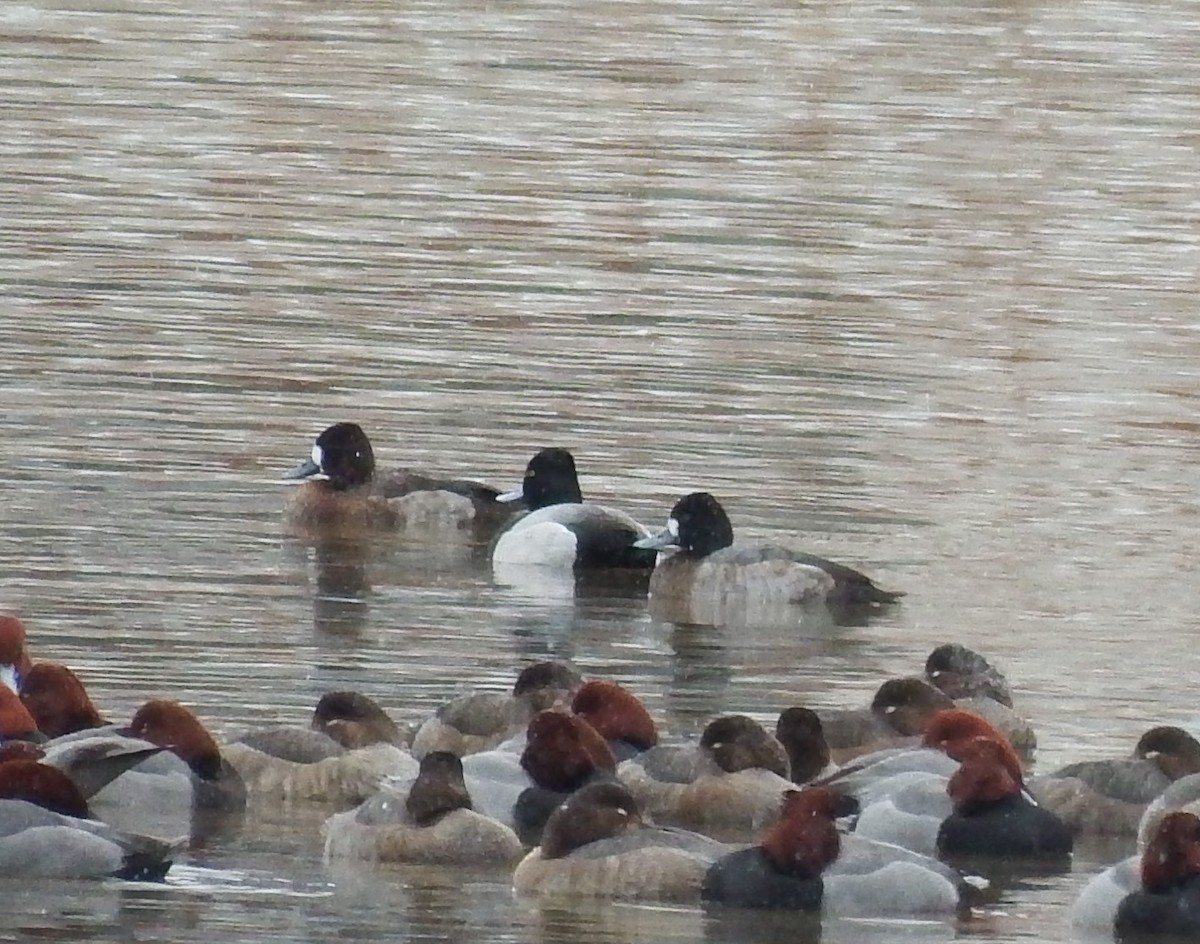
[2,421,1197,941]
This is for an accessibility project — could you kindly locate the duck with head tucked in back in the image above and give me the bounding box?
[282,422,516,541]
[701,786,967,917]
[1029,725,1200,837]
[1072,810,1200,939]
[0,757,180,880]
[490,448,657,578]
[221,691,417,807]
[823,708,1024,857]
[411,661,581,759]
[20,662,107,740]
[512,780,732,901]
[459,709,619,845]
[618,713,802,835]
[634,493,903,625]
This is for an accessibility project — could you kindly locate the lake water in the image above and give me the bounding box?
[3,0,1199,940]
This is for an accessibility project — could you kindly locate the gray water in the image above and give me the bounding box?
[3,0,1200,940]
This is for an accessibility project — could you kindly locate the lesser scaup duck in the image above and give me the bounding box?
[0,758,179,880]
[512,781,731,901]
[1029,726,1200,837]
[634,493,903,624]
[701,786,965,917]
[323,751,523,865]
[282,422,514,540]
[1073,811,1200,939]
[490,448,657,576]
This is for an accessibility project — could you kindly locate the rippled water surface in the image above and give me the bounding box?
[4,0,1200,940]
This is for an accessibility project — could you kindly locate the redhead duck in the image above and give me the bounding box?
[44,699,245,842]
[1073,811,1200,938]
[936,736,1072,862]
[828,709,1022,856]
[0,684,43,743]
[460,710,617,844]
[222,692,417,805]
[570,679,658,761]
[19,662,107,739]
[618,714,796,835]
[490,448,657,576]
[0,615,34,694]
[323,752,523,865]
[701,787,964,917]
[0,758,179,879]
[634,493,902,626]
[411,661,580,759]
[282,422,514,541]
[512,781,731,901]
[1139,771,1200,849]
[1029,726,1200,837]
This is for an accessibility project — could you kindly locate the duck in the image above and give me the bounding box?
[512,781,732,901]
[490,448,657,576]
[1072,811,1200,939]
[618,714,797,835]
[0,757,180,879]
[936,735,1072,863]
[0,684,44,744]
[1139,771,1200,849]
[323,751,523,865]
[221,691,417,806]
[19,662,107,739]
[701,786,965,917]
[43,699,246,842]
[460,709,618,844]
[282,422,514,541]
[0,614,34,694]
[921,644,1037,760]
[633,493,902,625]
[1028,726,1200,837]
[775,708,835,785]
[819,677,956,764]
[411,661,581,759]
[569,678,658,761]
[826,709,1024,856]
[922,643,1014,707]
